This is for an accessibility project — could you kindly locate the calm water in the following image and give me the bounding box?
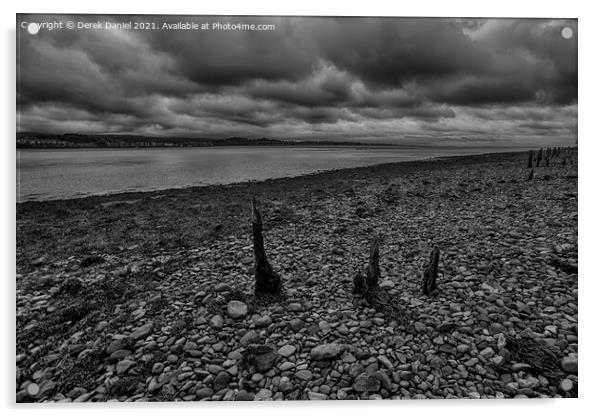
[16,146,522,202]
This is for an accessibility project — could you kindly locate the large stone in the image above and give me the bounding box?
[295,370,313,381]
[353,373,381,393]
[196,387,213,399]
[414,322,427,333]
[129,322,154,341]
[308,392,328,400]
[374,370,392,391]
[279,361,296,371]
[236,390,255,401]
[336,389,348,400]
[288,303,304,312]
[277,344,297,357]
[207,364,225,374]
[457,344,471,354]
[215,283,231,293]
[226,365,238,376]
[209,315,224,329]
[377,355,393,369]
[255,316,273,327]
[107,338,130,355]
[559,379,574,392]
[213,371,231,391]
[116,359,136,375]
[561,356,578,374]
[278,376,295,393]
[380,280,395,289]
[246,344,277,372]
[491,355,505,366]
[109,349,132,363]
[227,301,248,320]
[222,390,236,401]
[289,318,305,332]
[511,363,532,372]
[310,343,345,361]
[36,380,57,399]
[151,362,164,375]
[439,344,454,354]
[490,323,506,335]
[349,363,364,378]
[480,347,495,359]
[26,383,40,398]
[254,388,273,400]
[240,330,259,347]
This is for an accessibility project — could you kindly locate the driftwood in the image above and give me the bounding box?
[353,238,380,299]
[422,246,440,296]
[251,198,281,295]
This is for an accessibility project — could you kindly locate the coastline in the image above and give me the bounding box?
[16,149,578,401]
[17,149,532,205]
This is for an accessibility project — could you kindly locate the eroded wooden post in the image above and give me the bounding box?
[353,238,380,301]
[252,197,281,295]
[422,246,440,296]
[352,273,367,296]
[366,238,380,290]
[527,168,534,181]
[536,148,543,167]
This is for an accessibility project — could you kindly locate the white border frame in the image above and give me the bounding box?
[3,1,597,416]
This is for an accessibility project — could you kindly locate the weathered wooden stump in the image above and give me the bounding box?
[422,246,440,296]
[251,198,281,295]
[527,168,534,181]
[353,238,380,300]
[527,151,533,168]
[536,148,543,167]
[366,238,380,290]
[352,272,368,296]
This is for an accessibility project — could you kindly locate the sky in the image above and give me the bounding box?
[16,15,577,146]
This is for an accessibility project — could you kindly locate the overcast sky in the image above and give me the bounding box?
[17,15,577,146]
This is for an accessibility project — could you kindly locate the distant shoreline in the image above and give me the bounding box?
[15,132,550,150]
[17,144,419,150]
[16,132,401,149]
[16,144,538,152]
[16,143,408,150]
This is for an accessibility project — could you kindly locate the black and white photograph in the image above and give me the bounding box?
[14,12,578,404]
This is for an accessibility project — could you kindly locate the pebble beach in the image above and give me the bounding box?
[15,150,578,402]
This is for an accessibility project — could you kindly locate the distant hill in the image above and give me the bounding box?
[16,132,394,149]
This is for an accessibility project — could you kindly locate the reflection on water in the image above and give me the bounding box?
[16,146,523,202]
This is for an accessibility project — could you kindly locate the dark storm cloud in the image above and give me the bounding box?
[16,15,577,144]
[246,66,355,107]
[144,16,315,87]
[312,18,493,86]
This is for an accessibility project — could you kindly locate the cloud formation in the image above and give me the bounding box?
[17,15,577,145]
